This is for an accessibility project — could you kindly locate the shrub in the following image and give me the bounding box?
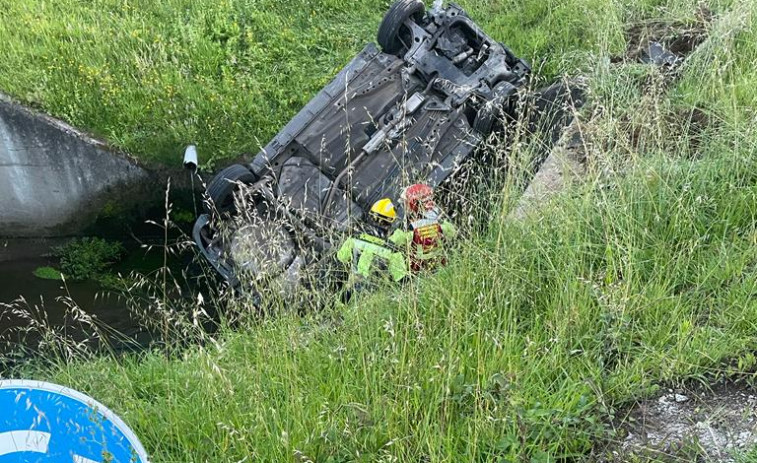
[54,238,125,281]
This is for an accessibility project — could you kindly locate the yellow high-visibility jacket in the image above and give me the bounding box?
[336,233,407,283]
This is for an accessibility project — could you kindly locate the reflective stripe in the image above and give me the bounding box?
[410,218,437,229]
[354,238,394,259]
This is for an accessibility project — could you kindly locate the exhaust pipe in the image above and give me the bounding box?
[183,145,198,171]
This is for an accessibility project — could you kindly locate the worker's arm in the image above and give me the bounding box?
[441,220,457,240]
[388,251,409,282]
[356,251,376,278]
[336,238,355,264]
[389,228,411,247]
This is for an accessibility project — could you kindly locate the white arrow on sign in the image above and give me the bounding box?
[0,430,51,456]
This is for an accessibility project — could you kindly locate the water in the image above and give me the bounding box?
[0,225,194,354]
[0,250,156,352]
[0,258,130,327]
[0,182,209,359]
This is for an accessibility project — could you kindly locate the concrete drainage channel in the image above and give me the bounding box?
[511,11,712,221]
[0,93,203,358]
[0,93,155,237]
[512,9,757,462]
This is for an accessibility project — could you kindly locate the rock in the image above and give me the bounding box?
[612,382,757,463]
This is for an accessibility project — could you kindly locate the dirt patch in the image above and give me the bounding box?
[624,105,713,156]
[607,382,757,462]
[666,106,712,155]
[618,6,712,65]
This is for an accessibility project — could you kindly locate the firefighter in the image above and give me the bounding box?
[336,198,408,297]
[392,183,457,271]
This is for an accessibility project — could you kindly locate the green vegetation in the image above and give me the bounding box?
[54,237,126,281]
[0,0,706,166]
[3,0,757,461]
[32,266,62,280]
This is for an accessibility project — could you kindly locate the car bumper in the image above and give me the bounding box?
[192,214,238,286]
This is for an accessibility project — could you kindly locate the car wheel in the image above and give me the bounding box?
[205,164,258,215]
[377,0,425,55]
[230,220,296,280]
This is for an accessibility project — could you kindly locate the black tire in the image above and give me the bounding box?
[377,0,425,55]
[205,164,257,215]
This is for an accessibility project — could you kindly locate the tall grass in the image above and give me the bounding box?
[0,0,721,165]
[2,0,757,461]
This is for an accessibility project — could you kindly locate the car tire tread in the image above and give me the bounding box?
[205,164,257,215]
[377,0,425,55]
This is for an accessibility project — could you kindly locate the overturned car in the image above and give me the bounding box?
[194,0,533,290]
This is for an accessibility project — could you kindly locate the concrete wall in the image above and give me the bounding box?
[0,94,151,237]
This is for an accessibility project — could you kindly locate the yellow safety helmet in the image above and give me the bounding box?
[370,198,397,225]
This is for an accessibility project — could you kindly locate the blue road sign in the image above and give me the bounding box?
[0,380,149,463]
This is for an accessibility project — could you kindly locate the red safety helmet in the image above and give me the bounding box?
[401,183,435,214]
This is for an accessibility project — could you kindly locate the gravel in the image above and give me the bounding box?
[611,383,757,462]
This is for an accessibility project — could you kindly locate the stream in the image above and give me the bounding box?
[0,189,202,360]
[0,256,132,331]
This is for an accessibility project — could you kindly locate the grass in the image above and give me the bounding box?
[0,0,717,166]
[32,266,62,280]
[2,0,757,461]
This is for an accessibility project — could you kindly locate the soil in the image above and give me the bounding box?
[617,5,712,65]
[626,105,712,155]
[606,381,757,462]
[615,9,714,157]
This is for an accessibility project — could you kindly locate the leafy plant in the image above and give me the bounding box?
[33,266,62,280]
[53,238,125,281]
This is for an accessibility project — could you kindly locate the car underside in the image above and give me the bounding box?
[193,1,540,290]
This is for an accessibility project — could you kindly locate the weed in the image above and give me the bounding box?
[0,0,706,166]
[54,237,125,281]
[32,266,62,280]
